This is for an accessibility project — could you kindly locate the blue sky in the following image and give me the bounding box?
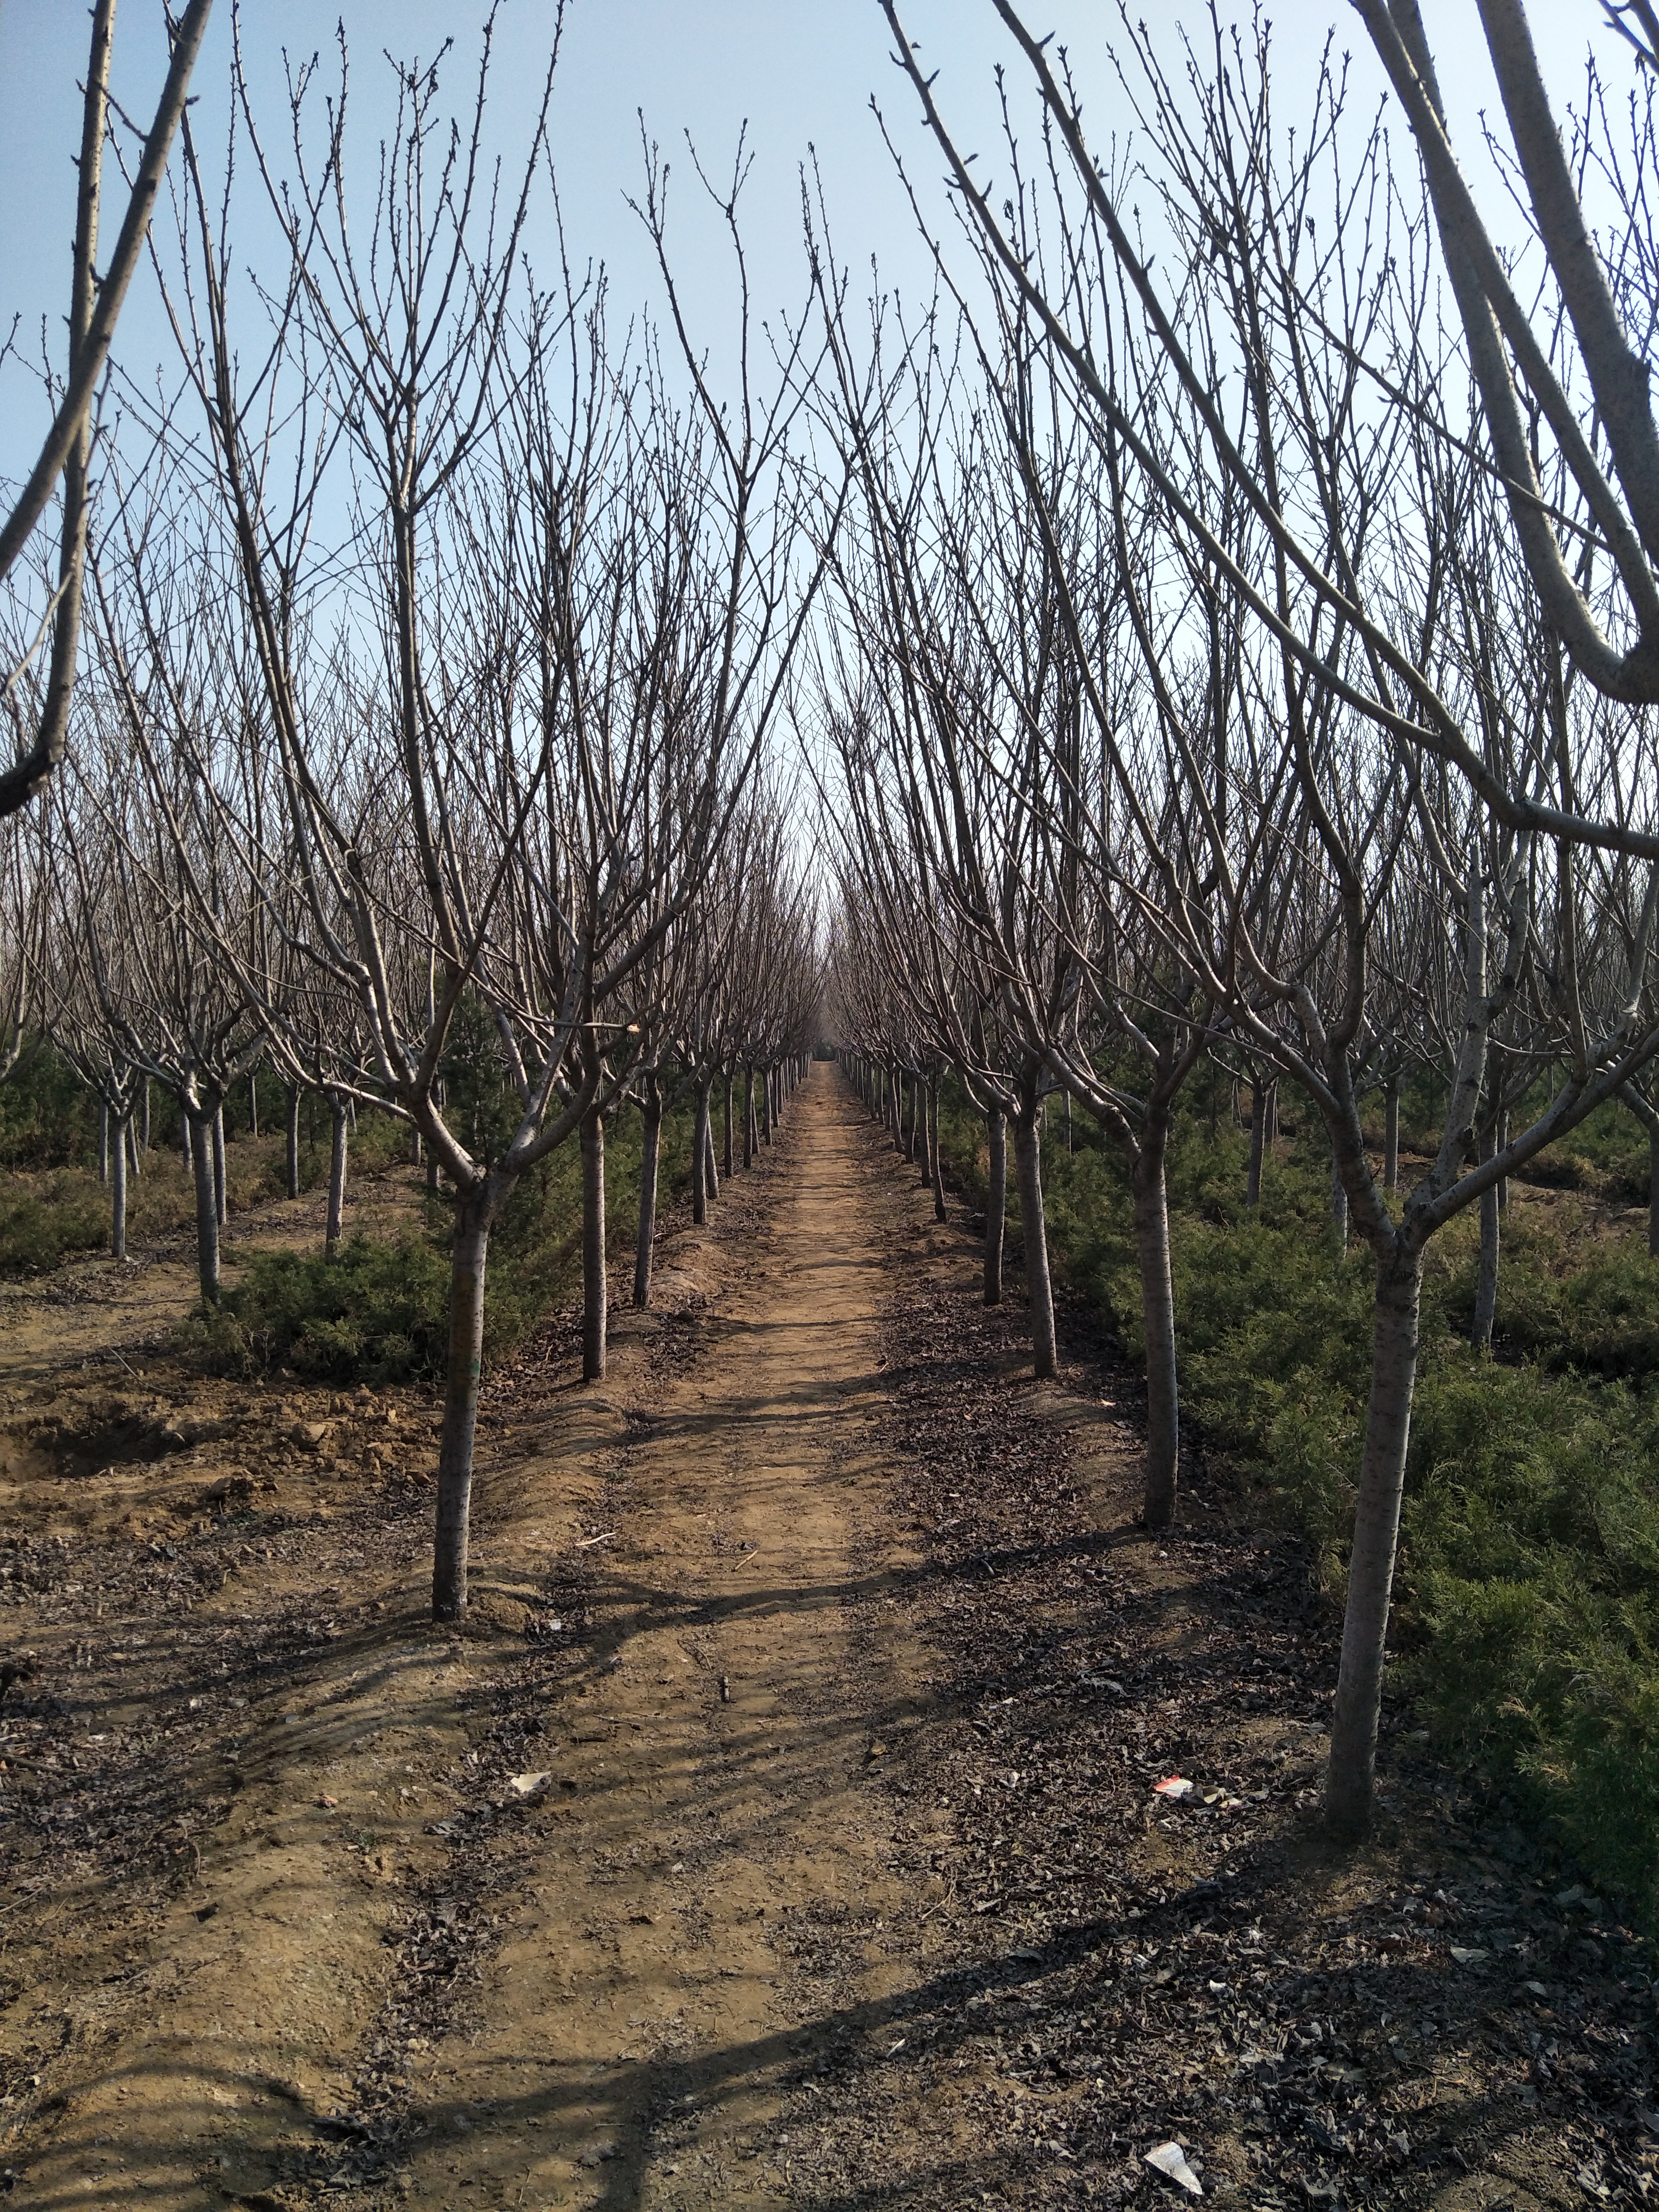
[0,0,1619,490]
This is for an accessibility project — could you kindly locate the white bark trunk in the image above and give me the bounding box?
[1325,1249,1424,1839]
[1012,1108,1057,1380]
[1133,1130,1179,1528]
[984,1109,1006,1306]
[582,1104,607,1382]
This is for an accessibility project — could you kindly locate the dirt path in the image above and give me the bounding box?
[391,1071,937,2209]
[1,1070,1649,2211]
[0,1071,953,2211]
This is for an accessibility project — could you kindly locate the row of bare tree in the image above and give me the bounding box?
[6,0,1658,1851]
[0,14,827,1623]
[816,0,1659,1841]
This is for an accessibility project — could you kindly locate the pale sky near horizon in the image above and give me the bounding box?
[0,0,1622,493]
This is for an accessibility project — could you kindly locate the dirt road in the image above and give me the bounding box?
[0,1073,957,2209]
[1,1070,1647,2210]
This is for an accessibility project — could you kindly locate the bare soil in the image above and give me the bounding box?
[0,1073,1652,2209]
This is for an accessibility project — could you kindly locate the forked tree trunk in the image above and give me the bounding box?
[434,1192,493,1621]
[985,1108,1006,1305]
[189,1106,220,1304]
[326,1098,349,1257]
[109,1111,127,1261]
[212,1106,227,1226]
[929,1081,947,1220]
[285,1085,301,1200]
[581,1103,606,1382]
[1383,1081,1400,1192]
[1132,1127,1179,1528]
[634,1077,663,1309]
[1011,1108,1057,1380]
[1325,1247,1424,1840]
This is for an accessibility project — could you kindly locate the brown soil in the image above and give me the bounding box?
[0,1073,1652,2209]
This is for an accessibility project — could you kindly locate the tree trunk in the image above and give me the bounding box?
[98,1098,109,1185]
[1383,1081,1400,1192]
[1330,1151,1348,1251]
[929,1081,947,1221]
[286,1085,301,1201]
[1247,1080,1267,1208]
[212,1105,227,1226]
[326,1098,349,1257]
[1065,1088,1073,1154]
[1650,1121,1659,1259]
[247,1070,259,1139]
[110,1111,127,1261]
[1325,1246,1424,1841]
[126,1112,141,1179]
[703,1105,720,1204]
[692,1080,711,1225]
[722,1072,734,1178]
[181,1106,192,1171]
[634,1078,662,1309]
[1132,1130,1179,1529]
[139,1078,150,1154]
[1473,1120,1500,1351]
[761,1066,773,1147]
[743,1065,755,1169]
[985,1108,1006,1306]
[1011,1108,1057,1380]
[190,1108,220,1304]
[433,1193,492,1621]
[582,1103,606,1382]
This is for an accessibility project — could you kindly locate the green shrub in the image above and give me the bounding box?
[193,1233,453,1384]
[930,1070,1659,1922]
[0,1169,108,1273]
[0,1044,97,1170]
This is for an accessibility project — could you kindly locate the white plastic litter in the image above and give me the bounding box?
[1145,2141,1204,2195]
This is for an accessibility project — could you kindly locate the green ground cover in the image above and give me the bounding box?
[936,1076,1659,1923]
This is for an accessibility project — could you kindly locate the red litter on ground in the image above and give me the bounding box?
[1154,1775,1195,1799]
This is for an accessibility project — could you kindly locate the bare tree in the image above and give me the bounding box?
[0,0,214,817]
[877,1,1659,1839]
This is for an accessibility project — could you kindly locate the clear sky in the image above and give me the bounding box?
[0,0,1622,491]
